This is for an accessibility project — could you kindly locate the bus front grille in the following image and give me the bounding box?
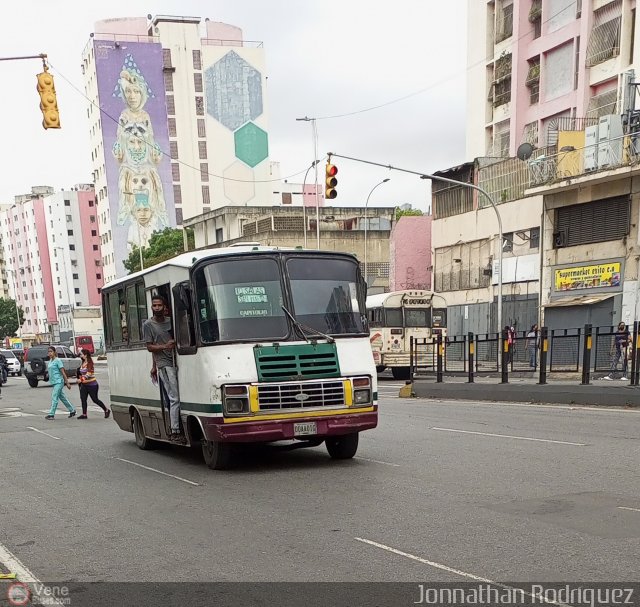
[254,343,340,382]
[257,380,345,411]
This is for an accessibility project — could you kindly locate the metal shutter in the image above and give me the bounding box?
[556,196,630,246]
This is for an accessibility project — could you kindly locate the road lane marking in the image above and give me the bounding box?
[354,538,567,606]
[115,457,200,486]
[430,427,586,446]
[26,427,61,441]
[0,541,39,583]
[618,506,640,513]
[0,541,66,606]
[355,457,400,467]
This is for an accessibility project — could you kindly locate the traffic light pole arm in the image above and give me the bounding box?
[0,53,47,62]
[327,152,503,333]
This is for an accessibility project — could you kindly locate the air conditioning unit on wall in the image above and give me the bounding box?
[553,230,567,248]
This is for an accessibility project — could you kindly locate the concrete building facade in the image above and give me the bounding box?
[184,205,395,292]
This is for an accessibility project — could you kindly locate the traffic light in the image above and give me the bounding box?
[325,162,338,199]
[36,69,61,130]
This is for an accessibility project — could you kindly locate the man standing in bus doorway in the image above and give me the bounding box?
[142,295,185,443]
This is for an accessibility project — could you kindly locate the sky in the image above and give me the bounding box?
[0,1,467,213]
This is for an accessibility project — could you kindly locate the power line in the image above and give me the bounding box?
[315,3,580,120]
[49,62,314,185]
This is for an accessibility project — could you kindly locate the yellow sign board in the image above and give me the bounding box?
[554,263,621,291]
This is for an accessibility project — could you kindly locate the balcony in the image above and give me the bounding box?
[474,115,640,200]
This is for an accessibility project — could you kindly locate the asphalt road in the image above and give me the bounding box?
[1,369,639,587]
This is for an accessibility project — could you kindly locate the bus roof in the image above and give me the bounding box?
[103,245,356,290]
[366,290,435,309]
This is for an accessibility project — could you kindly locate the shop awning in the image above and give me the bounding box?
[544,293,616,308]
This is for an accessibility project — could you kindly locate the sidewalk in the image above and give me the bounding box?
[411,374,640,406]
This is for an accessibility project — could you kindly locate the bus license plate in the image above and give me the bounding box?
[294,422,317,436]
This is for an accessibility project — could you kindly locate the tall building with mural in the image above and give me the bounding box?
[82,15,272,281]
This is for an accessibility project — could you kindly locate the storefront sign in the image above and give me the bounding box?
[554,262,621,291]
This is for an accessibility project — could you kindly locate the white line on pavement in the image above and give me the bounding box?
[354,538,567,606]
[0,540,39,583]
[115,457,200,486]
[618,506,640,513]
[0,541,66,606]
[355,457,400,467]
[26,427,61,441]
[430,427,587,446]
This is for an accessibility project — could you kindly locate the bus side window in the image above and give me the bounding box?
[126,284,141,342]
[172,282,197,354]
[108,291,123,344]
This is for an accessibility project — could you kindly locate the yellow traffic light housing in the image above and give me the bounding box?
[36,68,60,129]
[325,162,338,199]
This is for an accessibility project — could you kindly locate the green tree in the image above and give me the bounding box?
[0,298,25,339]
[395,207,424,220]
[123,228,195,274]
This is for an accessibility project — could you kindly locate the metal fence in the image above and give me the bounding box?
[549,328,582,372]
[410,324,637,382]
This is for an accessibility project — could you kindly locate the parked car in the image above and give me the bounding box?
[0,349,22,376]
[24,345,82,388]
[12,348,25,368]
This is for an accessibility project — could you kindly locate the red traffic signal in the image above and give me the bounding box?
[325,163,338,199]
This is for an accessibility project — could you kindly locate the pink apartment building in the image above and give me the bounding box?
[1,185,103,342]
[431,0,640,335]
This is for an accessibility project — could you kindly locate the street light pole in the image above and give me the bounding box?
[6,269,22,342]
[301,160,320,248]
[56,247,77,352]
[363,178,391,288]
[296,116,321,249]
[327,152,503,333]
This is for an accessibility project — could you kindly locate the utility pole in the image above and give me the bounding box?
[296,117,321,249]
[56,247,76,352]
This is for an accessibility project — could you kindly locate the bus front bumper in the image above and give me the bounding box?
[204,410,378,443]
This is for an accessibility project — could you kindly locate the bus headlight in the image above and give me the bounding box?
[353,389,371,405]
[223,385,250,415]
[352,377,372,406]
[226,398,248,413]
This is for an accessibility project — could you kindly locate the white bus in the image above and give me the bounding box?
[102,246,378,470]
[366,290,446,379]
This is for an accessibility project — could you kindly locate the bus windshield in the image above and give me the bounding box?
[286,256,365,336]
[195,257,288,342]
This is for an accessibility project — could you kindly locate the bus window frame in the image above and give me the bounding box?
[191,253,292,346]
[102,278,151,351]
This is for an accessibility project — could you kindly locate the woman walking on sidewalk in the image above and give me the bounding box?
[45,347,76,419]
[77,349,110,419]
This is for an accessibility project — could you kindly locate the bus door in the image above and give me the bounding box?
[148,283,174,437]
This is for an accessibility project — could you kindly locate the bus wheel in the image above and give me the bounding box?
[325,432,359,459]
[202,440,233,470]
[392,367,411,380]
[133,410,155,450]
